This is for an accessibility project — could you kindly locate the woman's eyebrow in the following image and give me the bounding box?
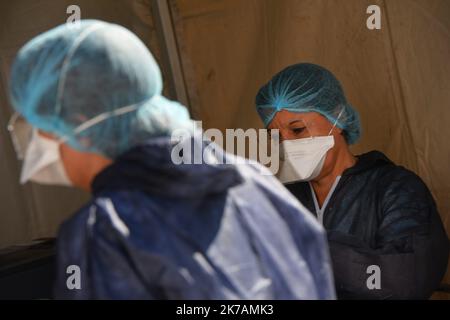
[288,119,305,125]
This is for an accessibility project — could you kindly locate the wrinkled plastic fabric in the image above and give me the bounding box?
[287,151,449,299]
[255,63,361,144]
[54,136,336,299]
[9,20,193,158]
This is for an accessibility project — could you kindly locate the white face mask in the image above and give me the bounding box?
[20,129,71,186]
[276,109,344,184]
[277,136,335,183]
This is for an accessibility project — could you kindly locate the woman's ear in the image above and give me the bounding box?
[339,130,350,144]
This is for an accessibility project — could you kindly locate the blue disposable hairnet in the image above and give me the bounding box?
[255,63,361,144]
[9,20,193,158]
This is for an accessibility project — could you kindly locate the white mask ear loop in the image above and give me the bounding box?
[71,103,141,137]
[328,107,345,136]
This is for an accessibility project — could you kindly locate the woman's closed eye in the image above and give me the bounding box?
[291,127,306,135]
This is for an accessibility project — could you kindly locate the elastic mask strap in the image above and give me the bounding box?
[55,95,155,145]
[328,107,345,136]
[60,102,143,144]
[31,102,142,146]
[74,103,140,134]
[14,98,145,148]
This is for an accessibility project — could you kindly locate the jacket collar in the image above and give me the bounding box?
[343,150,393,176]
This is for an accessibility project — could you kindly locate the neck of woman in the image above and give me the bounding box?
[310,146,356,207]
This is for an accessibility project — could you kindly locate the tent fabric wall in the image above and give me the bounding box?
[384,0,450,296]
[0,0,163,248]
[170,0,450,296]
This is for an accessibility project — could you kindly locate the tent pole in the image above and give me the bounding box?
[151,0,190,111]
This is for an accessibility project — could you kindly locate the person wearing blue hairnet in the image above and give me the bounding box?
[8,21,336,299]
[255,63,449,299]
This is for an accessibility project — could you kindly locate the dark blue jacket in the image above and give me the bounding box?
[287,151,449,299]
[54,137,335,299]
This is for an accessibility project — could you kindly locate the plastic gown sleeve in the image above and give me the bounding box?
[54,201,161,299]
[257,180,336,299]
[276,196,336,299]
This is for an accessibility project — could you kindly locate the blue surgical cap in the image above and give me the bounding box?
[255,63,361,144]
[9,20,193,158]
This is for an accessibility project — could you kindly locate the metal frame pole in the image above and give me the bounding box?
[151,0,190,110]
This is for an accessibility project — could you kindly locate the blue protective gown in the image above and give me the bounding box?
[54,137,335,299]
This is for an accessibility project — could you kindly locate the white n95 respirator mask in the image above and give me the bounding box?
[20,129,72,186]
[277,136,335,184]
